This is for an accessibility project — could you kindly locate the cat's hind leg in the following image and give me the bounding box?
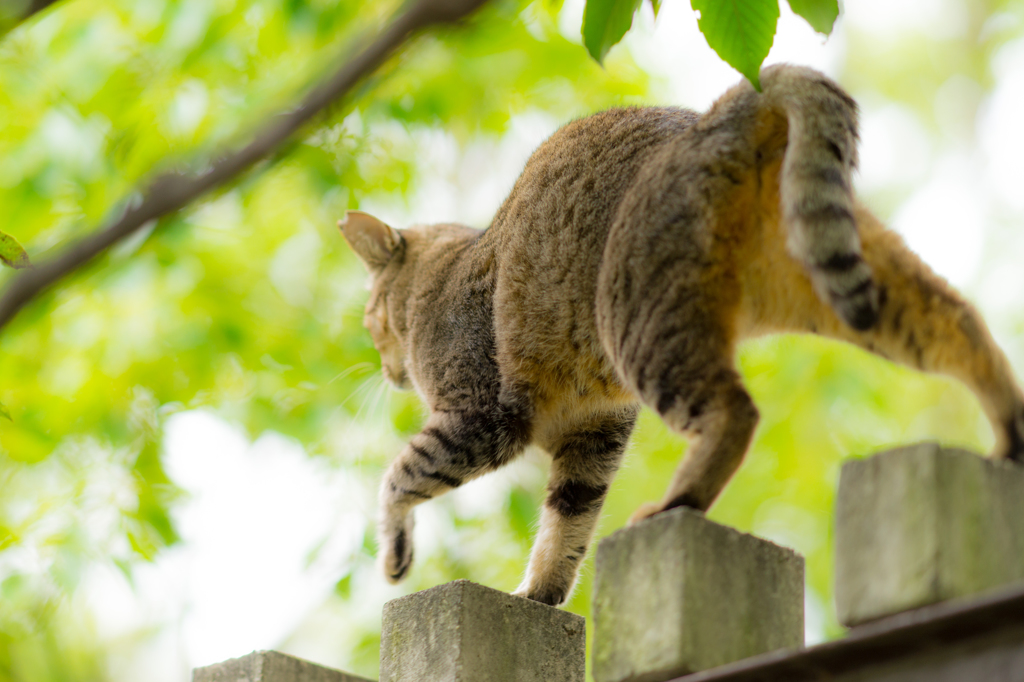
[629,361,759,522]
[850,211,1024,461]
[598,237,759,519]
[756,205,1024,462]
[514,408,637,606]
[378,405,530,583]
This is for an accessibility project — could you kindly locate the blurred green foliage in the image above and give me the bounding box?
[1,0,1022,681]
[0,0,647,678]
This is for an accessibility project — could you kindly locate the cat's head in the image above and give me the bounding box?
[339,211,412,390]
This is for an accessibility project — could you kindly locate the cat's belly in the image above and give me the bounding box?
[528,371,638,452]
[495,311,637,450]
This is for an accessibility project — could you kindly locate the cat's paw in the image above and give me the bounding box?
[378,513,415,584]
[512,582,569,607]
[627,501,664,525]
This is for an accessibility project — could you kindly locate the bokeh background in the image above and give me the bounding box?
[1,0,1023,680]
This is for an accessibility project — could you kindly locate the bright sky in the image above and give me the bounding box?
[80,0,1024,679]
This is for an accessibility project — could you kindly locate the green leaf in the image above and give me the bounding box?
[787,0,839,35]
[650,0,662,18]
[0,230,30,269]
[582,0,643,64]
[0,402,10,421]
[690,0,780,91]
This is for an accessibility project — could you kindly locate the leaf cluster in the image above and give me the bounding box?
[582,0,839,89]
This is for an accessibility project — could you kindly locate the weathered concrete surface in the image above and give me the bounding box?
[592,507,804,682]
[835,443,1024,627]
[379,579,585,682]
[662,583,1024,682]
[192,650,373,682]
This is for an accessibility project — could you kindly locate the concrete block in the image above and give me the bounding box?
[592,507,804,682]
[835,443,1024,627]
[379,579,585,682]
[192,650,373,682]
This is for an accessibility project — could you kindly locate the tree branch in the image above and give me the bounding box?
[1,0,62,35]
[0,0,490,331]
[25,0,59,17]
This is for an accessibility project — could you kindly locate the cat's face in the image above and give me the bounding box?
[339,211,412,390]
[364,288,411,390]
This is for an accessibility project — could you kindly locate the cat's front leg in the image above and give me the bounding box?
[378,407,529,583]
[514,410,636,606]
[378,487,416,583]
[377,427,467,583]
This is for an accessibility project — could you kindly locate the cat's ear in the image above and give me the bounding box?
[338,211,403,271]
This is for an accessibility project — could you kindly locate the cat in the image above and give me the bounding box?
[339,64,1024,607]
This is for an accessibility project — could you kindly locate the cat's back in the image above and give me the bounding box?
[486,106,698,285]
[485,107,698,415]
[488,107,697,247]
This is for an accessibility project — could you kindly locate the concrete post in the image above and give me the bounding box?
[379,579,585,682]
[835,443,1024,627]
[192,650,374,682]
[592,507,805,682]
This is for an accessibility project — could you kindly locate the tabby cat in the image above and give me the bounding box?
[340,65,1024,607]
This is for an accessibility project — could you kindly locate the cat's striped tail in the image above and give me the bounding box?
[762,65,880,331]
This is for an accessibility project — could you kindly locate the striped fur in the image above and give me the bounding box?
[764,66,881,331]
[340,65,1024,607]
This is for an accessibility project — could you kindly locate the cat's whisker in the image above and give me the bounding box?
[369,378,392,424]
[342,373,384,413]
[327,361,376,386]
[353,374,388,425]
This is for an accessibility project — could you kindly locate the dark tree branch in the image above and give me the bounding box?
[26,0,59,17]
[1,0,62,35]
[0,0,490,331]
